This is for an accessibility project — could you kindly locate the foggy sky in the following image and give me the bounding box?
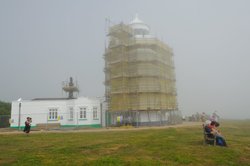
[0,0,250,119]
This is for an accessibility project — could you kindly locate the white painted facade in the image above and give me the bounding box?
[10,97,103,128]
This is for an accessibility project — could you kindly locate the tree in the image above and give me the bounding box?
[0,101,11,128]
[0,101,11,115]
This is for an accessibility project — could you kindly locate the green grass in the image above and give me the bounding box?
[0,120,250,166]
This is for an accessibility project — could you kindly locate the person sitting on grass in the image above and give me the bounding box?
[204,120,215,143]
[208,121,227,147]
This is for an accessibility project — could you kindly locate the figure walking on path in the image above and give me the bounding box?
[23,117,32,135]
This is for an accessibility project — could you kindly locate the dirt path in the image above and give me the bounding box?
[0,122,202,135]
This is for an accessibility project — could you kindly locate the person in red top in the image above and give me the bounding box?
[208,121,227,146]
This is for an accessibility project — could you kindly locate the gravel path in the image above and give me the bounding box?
[0,122,202,135]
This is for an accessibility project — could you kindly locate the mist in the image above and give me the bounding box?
[0,0,250,119]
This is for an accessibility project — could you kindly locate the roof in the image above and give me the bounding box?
[32,98,75,101]
[129,14,144,24]
[129,14,150,33]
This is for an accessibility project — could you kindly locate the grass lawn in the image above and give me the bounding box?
[0,120,250,166]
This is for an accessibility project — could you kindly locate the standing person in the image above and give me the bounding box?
[201,112,206,122]
[23,117,32,135]
[210,111,220,122]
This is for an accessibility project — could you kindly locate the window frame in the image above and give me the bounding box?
[48,108,58,121]
[93,107,98,120]
[79,107,87,120]
[68,107,74,121]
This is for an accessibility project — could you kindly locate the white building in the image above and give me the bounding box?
[10,97,105,129]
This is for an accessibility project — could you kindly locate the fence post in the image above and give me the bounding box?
[46,112,48,130]
[136,111,139,128]
[18,103,21,131]
[77,112,79,129]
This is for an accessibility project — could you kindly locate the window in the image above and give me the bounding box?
[69,107,74,120]
[93,107,98,119]
[48,108,58,120]
[79,107,87,119]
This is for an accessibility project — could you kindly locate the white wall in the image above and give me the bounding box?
[10,97,102,128]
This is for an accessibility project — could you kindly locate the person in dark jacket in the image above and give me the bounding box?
[23,117,32,135]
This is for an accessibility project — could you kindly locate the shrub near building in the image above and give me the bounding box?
[0,101,11,127]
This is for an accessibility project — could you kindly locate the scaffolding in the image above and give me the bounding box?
[104,22,181,126]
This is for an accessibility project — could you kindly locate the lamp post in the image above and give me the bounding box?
[17,98,22,131]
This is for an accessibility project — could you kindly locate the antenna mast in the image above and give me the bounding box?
[62,77,79,99]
